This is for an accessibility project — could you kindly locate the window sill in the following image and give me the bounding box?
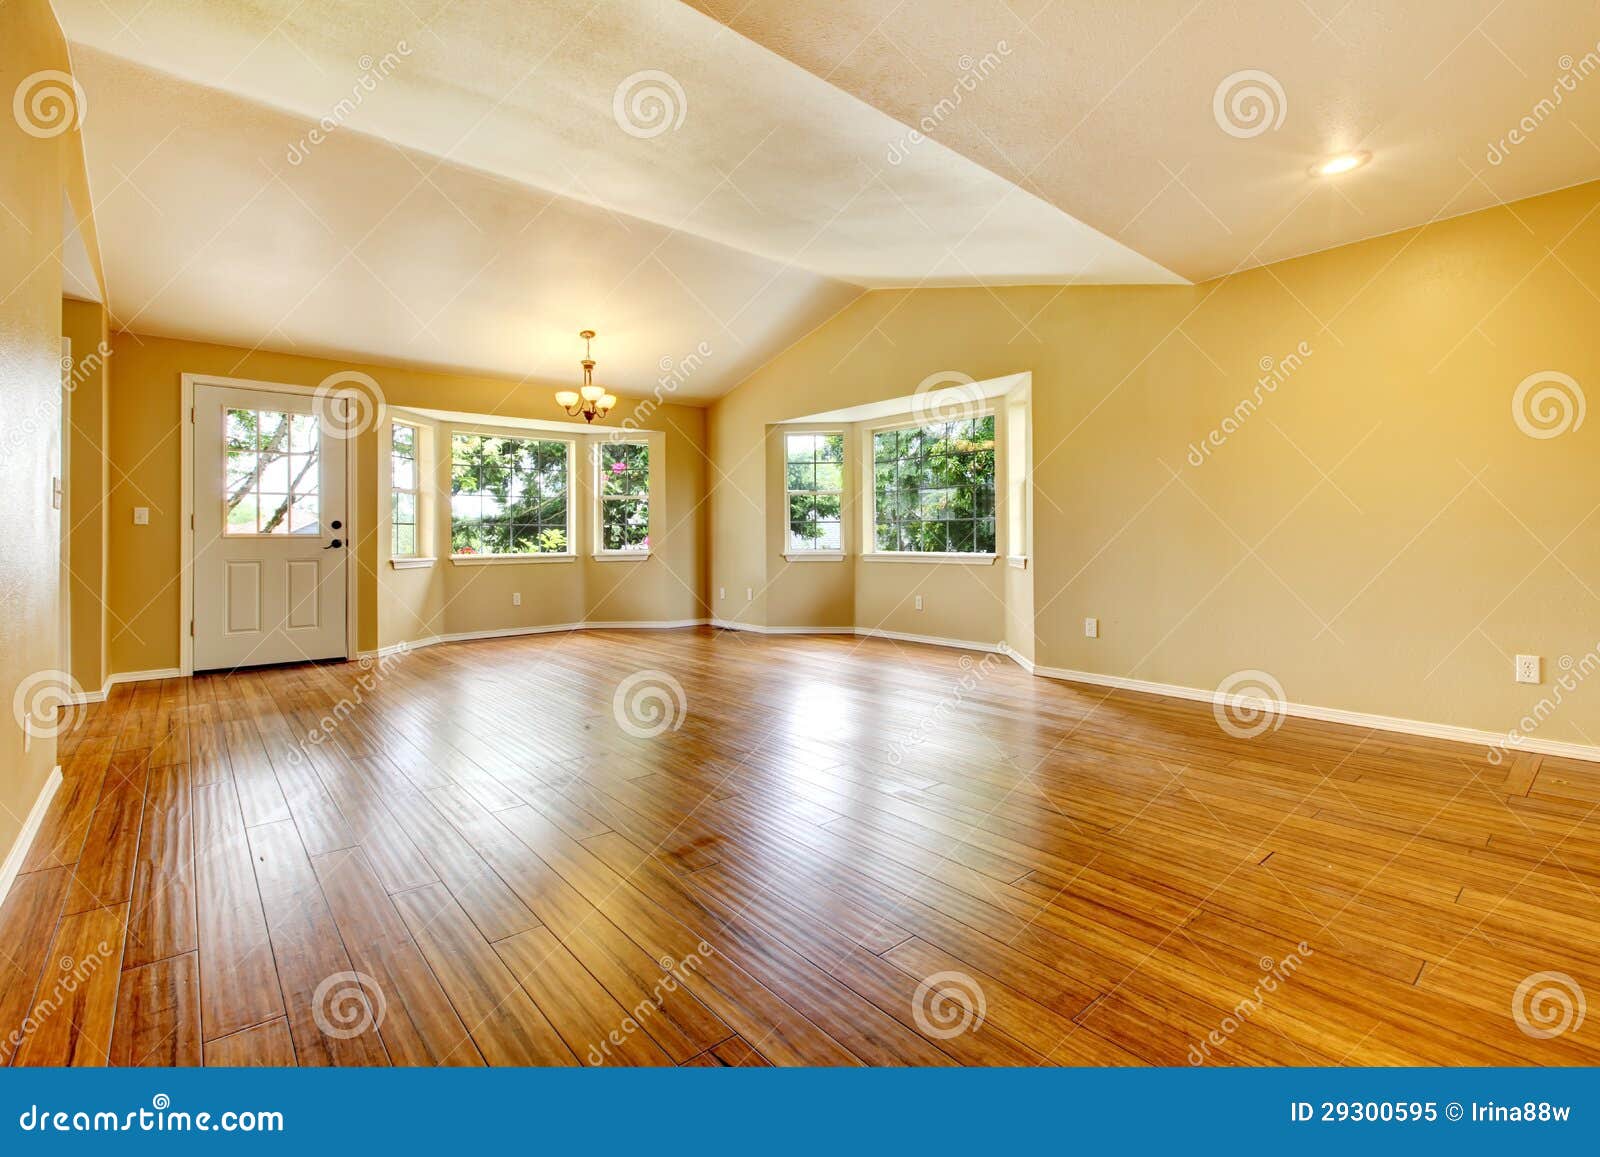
[593,551,652,562]
[783,552,846,562]
[861,552,998,566]
[451,553,576,566]
[1006,555,1029,570]
[389,557,437,570]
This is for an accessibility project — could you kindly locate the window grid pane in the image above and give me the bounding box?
[784,432,844,553]
[450,432,570,555]
[391,422,419,557]
[598,442,650,551]
[872,417,995,554]
[224,407,320,537]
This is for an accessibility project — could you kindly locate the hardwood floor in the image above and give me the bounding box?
[3,626,1599,1066]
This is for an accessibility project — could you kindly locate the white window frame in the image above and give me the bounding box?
[783,430,846,561]
[389,419,422,560]
[863,410,999,564]
[593,437,653,559]
[448,425,576,564]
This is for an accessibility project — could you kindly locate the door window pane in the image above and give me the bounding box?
[225,407,320,536]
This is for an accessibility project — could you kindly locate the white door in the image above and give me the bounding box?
[193,383,348,670]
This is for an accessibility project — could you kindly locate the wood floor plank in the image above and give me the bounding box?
[123,762,198,970]
[111,953,201,1066]
[63,752,150,915]
[310,846,483,1066]
[12,904,128,1066]
[204,1018,297,1066]
[391,883,577,1066]
[0,867,71,1065]
[245,820,390,1066]
[192,780,284,1041]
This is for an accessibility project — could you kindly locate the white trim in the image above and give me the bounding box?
[181,373,359,676]
[0,767,63,909]
[389,557,436,570]
[709,619,1003,654]
[861,552,997,565]
[67,667,184,705]
[783,552,846,562]
[1031,664,1600,766]
[358,618,711,660]
[593,551,652,562]
[1004,647,1036,674]
[451,553,576,566]
[1006,555,1029,570]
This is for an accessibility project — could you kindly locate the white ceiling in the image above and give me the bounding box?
[55,0,1600,399]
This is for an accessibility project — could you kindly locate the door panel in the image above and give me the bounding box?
[194,383,348,670]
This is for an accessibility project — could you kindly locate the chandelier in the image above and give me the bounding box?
[555,329,617,423]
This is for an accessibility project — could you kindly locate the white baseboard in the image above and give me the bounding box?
[1032,663,1600,766]
[0,766,62,909]
[359,618,711,660]
[710,619,1008,655]
[68,666,184,705]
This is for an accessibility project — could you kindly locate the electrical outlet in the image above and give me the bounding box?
[745,587,753,600]
[1515,654,1541,684]
[512,592,521,607]
[1085,617,1099,638]
[719,586,725,600]
[914,595,924,611]
[132,506,149,525]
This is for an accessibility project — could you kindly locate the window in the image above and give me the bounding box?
[785,432,844,552]
[390,422,419,556]
[597,441,650,552]
[225,408,320,536]
[872,416,996,554]
[450,432,570,556]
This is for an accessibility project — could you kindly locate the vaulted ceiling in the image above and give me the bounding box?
[57,0,1600,400]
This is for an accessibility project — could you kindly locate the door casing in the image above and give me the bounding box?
[180,372,360,675]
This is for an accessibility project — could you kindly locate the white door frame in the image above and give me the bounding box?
[180,372,360,676]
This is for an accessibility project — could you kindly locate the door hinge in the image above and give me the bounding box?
[189,620,195,637]
[189,407,195,423]
[190,513,195,530]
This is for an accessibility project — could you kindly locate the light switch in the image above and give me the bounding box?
[132,506,150,525]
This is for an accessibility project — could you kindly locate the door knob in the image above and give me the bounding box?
[325,538,343,549]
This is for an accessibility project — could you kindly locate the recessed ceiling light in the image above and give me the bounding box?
[1312,151,1370,177]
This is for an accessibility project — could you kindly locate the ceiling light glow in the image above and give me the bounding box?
[1313,151,1370,177]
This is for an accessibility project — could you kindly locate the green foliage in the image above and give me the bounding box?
[600,442,650,551]
[873,416,995,553]
[450,433,569,555]
[785,432,844,551]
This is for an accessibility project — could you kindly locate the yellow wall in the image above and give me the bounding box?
[105,334,707,673]
[1,0,99,861]
[62,297,110,693]
[708,180,1600,743]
